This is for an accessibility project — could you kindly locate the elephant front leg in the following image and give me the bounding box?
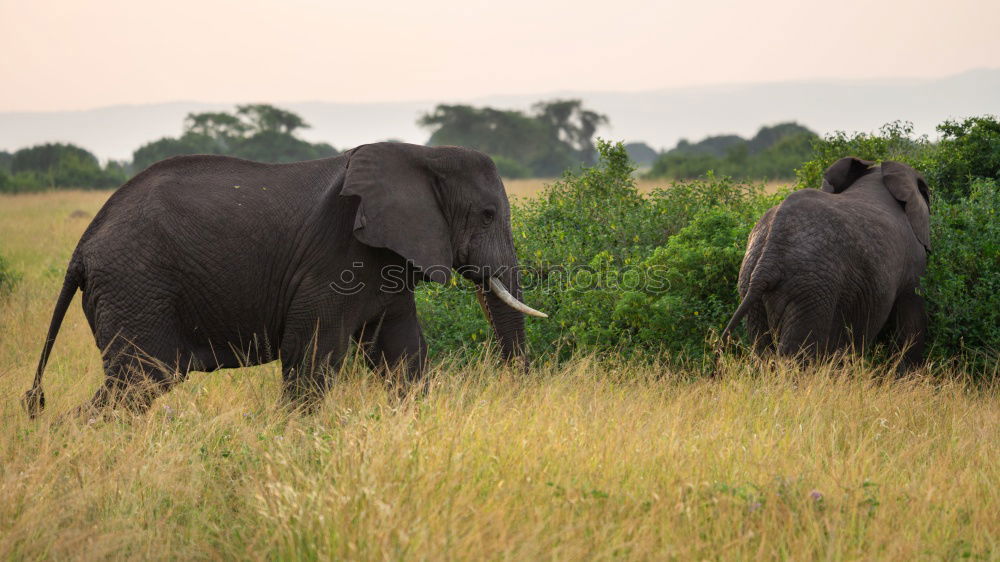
[279,321,349,413]
[358,297,427,397]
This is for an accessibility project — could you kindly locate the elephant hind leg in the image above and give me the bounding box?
[78,338,187,418]
[888,287,927,372]
[775,301,835,364]
[745,300,774,354]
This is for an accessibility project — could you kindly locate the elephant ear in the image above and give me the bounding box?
[881,161,931,253]
[821,157,875,193]
[341,143,453,284]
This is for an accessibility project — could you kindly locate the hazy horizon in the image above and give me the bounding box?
[3,68,998,161]
[2,0,998,112]
[3,67,994,115]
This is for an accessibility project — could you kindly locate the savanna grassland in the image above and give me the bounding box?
[1,190,998,560]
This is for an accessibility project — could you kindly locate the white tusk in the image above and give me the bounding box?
[488,277,548,318]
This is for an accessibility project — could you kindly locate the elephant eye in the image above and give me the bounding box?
[482,208,496,225]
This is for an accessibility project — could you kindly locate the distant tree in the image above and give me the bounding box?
[670,134,745,158]
[4,143,125,191]
[184,112,248,143]
[132,133,223,172]
[236,104,309,135]
[236,131,336,163]
[420,105,559,173]
[532,99,608,165]
[132,105,337,171]
[11,143,99,174]
[746,122,814,154]
[0,151,11,173]
[419,99,607,177]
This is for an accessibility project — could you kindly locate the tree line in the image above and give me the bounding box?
[2,100,827,193]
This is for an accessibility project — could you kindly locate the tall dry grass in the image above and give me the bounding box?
[1,191,997,560]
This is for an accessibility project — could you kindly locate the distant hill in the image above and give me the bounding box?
[670,123,815,158]
[648,122,818,180]
[1,69,998,162]
[624,142,659,166]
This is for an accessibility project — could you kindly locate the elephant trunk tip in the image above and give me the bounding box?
[22,387,45,419]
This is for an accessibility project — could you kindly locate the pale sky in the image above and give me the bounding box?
[1,0,997,112]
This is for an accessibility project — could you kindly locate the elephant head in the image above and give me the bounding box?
[821,157,931,253]
[341,142,544,361]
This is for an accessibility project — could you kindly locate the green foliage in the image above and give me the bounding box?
[419,124,998,374]
[0,251,19,298]
[612,198,778,358]
[794,116,1000,201]
[922,178,1000,369]
[419,99,607,177]
[648,122,816,180]
[418,140,778,362]
[0,143,127,193]
[795,121,934,191]
[930,116,1000,200]
[132,104,338,172]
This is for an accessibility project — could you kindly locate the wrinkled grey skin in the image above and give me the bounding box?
[723,158,931,368]
[24,143,527,417]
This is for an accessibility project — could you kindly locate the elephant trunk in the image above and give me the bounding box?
[476,267,529,365]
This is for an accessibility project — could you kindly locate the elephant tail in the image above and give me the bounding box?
[721,280,769,345]
[23,260,83,418]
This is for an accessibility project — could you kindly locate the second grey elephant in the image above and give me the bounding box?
[24,142,545,417]
[722,157,931,367]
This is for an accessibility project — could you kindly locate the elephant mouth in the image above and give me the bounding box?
[479,277,548,318]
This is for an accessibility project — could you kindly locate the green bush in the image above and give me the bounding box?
[796,116,1000,201]
[923,178,1000,369]
[795,121,935,191]
[930,116,1000,200]
[416,127,998,376]
[611,197,779,359]
[417,140,777,363]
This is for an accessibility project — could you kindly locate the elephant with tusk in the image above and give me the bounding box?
[23,142,546,418]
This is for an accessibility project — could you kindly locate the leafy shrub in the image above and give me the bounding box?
[417,128,998,376]
[797,116,1000,201]
[417,140,777,363]
[930,116,1000,200]
[612,198,779,359]
[923,178,1000,370]
[795,121,935,191]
